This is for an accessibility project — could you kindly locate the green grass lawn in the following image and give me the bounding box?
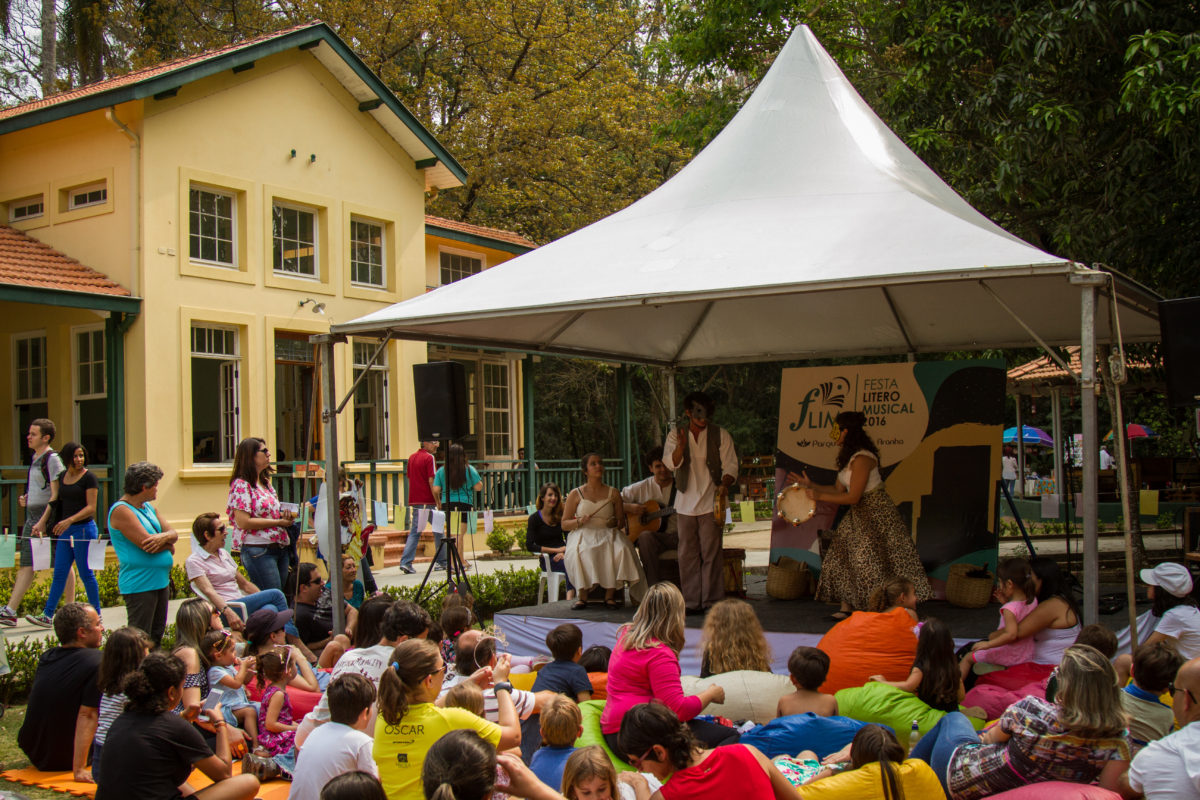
[0,706,80,799]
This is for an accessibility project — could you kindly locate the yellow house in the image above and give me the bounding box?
[0,22,536,537]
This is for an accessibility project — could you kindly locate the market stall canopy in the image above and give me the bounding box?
[334,25,1161,365]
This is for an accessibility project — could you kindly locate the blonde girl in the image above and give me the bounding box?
[699,598,772,677]
[562,746,619,800]
[202,629,258,745]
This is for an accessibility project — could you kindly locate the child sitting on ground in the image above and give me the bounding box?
[92,626,152,784]
[1120,639,1184,753]
[245,647,300,781]
[867,578,918,620]
[529,694,582,791]
[445,681,487,717]
[203,630,259,746]
[580,645,611,700]
[870,617,963,712]
[960,557,1038,679]
[778,647,837,717]
[290,674,378,800]
[563,746,622,800]
[800,723,943,797]
[532,623,592,702]
[440,595,475,673]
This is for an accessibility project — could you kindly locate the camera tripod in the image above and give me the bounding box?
[414,535,474,604]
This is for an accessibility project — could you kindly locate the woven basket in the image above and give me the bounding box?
[946,563,994,608]
[767,557,810,600]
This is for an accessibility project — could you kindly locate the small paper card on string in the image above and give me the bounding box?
[87,539,107,571]
[468,511,478,536]
[724,505,733,525]
[484,510,495,534]
[0,534,15,568]
[394,505,406,528]
[1040,494,1060,519]
[739,500,755,524]
[431,510,446,533]
[449,512,461,536]
[30,537,51,571]
[1139,490,1159,517]
[418,508,431,532]
[526,503,536,515]
[374,501,389,527]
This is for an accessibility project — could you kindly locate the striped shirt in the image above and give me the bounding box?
[94,692,127,746]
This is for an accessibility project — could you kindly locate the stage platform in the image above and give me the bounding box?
[494,579,1147,675]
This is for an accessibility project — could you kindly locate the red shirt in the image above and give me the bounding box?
[659,746,771,800]
[408,448,437,505]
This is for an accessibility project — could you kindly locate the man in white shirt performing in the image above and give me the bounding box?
[663,391,738,614]
[622,447,678,589]
[1124,655,1200,798]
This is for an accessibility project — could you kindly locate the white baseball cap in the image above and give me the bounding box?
[1139,562,1194,598]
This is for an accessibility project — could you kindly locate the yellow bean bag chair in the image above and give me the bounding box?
[797,759,945,799]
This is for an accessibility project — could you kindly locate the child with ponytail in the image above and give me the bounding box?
[866,578,918,621]
[800,724,943,798]
[960,557,1039,679]
[374,638,521,800]
[245,647,299,780]
[870,617,964,712]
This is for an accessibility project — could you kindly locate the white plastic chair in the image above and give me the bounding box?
[537,552,565,605]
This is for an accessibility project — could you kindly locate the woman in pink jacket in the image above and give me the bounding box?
[600,583,738,757]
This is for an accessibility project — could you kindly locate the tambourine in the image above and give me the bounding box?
[776,483,816,525]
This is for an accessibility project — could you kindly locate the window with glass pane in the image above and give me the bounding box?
[14,335,47,402]
[273,203,317,277]
[483,362,510,457]
[350,218,385,287]
[189,187,236,265]
[68,183,107,210]
[352,341,388,460]
[75,329,105,398]
[440,251,482,285]
[191,324,240,463]
[8,195,43,222]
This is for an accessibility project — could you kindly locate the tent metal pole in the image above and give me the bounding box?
[667,369,677,428]
[1051,389,1064,508]
[1076,276,1103,625]
[1016,398,1025,498]
[523,355,535,506]
[315,333,347,637]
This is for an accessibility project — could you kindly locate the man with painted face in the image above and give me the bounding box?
[662,392,738,613]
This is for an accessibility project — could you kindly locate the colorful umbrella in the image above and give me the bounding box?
[1104,423,1159,441]
[1003,425,1055,447]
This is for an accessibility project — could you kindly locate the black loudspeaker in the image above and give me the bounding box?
[1159,297,1200,407]
[413,361,469,441]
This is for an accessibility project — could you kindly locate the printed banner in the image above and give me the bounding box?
[772,360,1005,596]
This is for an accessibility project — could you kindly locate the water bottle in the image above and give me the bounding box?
[908,719,922,755]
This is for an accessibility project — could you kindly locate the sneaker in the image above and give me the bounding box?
[25,613,53,628]
[399,564,416,574]
[433,563,446,571]
[0,608,16,628]
[240,752,279,781]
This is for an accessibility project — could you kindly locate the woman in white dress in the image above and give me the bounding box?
[563,453,642,610]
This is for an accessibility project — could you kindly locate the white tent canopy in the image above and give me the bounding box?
[334,25,1160,365]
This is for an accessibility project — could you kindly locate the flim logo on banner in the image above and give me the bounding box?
[777,366,929,470]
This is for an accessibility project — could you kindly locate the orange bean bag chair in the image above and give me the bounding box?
[245,677,323,719]
[817,608,918,693]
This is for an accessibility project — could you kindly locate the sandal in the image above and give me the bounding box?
[829,611,850,621]
[571,600,588,610]
[604,599,621,610]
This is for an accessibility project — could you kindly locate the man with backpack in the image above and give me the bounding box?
[0,418,65,626]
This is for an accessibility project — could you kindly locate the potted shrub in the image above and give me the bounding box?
[486,529,515,555]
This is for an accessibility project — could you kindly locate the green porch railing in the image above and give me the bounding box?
[271,458,626,522]
[0,464,118,536]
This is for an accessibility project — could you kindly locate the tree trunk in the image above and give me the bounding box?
[39,0,55,95]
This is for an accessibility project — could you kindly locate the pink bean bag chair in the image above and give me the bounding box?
[245,678,323,719]
[985,782,1121,799]
[817,608,918,694]
[963,662,1056,720]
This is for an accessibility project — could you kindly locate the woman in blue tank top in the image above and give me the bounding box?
[108,462,179,645]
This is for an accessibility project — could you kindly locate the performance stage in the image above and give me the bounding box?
[494,587,1146,676]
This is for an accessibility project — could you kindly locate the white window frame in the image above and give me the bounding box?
[349,216,386,288]
[439,247,485,286]
[481,360,513,459]
[72,325,106,400]
[8,195,44,223]
[189,185,238,267]
[13,332,48,404]
[67,182,107,211]
[352,341,390,459]
[191,324,241,463]
[272,201,319,279]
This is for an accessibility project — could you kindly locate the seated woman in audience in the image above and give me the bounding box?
[1012,557,1082,666]
[699,598,772,677]
[95,651,259,800]
[173,598,222,714]
[600,583,733,756]
[789,723,944,797]
[374,638,520,800]
[616,702,795,800]
[1115,562,1199,684]
[911,644,1134,799]
[870,616,963,712]
[422,728,563,800]
[92,626,152,785]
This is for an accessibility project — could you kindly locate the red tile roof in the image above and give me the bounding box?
[1008,346,1155,385]
[425,215,537,249]
[0,22,321,121]
[0,225,132,296]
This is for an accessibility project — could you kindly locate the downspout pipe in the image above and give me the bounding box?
[104,107,140,297]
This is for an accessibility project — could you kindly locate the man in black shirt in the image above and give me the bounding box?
[18,602,103,779]
[294,562,356,667]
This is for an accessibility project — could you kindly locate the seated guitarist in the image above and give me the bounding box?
[622,447,678,589]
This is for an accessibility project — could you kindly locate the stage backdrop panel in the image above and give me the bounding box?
[771,360,1004,596]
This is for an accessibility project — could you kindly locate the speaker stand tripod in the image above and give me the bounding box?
[414,535,474,604]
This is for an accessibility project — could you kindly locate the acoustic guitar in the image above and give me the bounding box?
[626,500,676,543]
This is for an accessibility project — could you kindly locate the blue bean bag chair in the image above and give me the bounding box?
[739,713,878,758]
